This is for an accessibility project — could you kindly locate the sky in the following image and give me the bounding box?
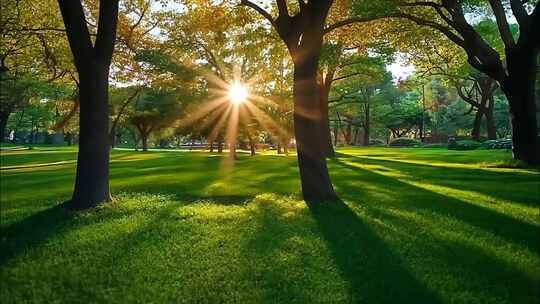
[387,60,415,82]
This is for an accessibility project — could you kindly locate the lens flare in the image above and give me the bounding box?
[229,82,248,104]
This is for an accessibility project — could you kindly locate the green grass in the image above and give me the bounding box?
[1,147,538,303]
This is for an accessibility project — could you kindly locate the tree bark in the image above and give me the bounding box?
[242,0,336,201]
[501,52,539,164]
[471,110,483,141]
[485,96,497,140]
[58,0,119,209]
[70,67,111,207]
[292,53,336,201]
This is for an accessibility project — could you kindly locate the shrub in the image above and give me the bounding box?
[389,138,420,147]
[482,138,512,150]
[369,139,386,146]
[448,139,482,150]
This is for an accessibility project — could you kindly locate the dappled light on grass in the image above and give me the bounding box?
[1,147,538,303]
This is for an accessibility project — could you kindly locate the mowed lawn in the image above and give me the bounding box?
[1,146,539,303]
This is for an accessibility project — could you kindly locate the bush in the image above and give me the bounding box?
[369,139,386,146]
[482,138,512,150]
[389,138,420,147]
[448,139,482,150]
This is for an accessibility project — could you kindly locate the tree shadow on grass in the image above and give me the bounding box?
[332,158,539,253]
[0,205,73,266]
[307,198,443,303]
[334,152,539,208]
[371,206,539,303]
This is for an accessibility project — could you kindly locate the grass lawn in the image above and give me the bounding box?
[1,146,539,303]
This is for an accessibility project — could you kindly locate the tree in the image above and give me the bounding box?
[57,0,119,209]
[329,56,392,146]
[241,0,339,201]
[344,0,540,164]
[128,88,186,151]
[455,72,498,140]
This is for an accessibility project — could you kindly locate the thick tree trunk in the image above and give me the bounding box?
[209,141,214,152]
[69,65,111,209]
[58,0,119,209]
[277,142,283,154]
[471,110,483,140]
[292,58,336,201]
[501,51,539,165]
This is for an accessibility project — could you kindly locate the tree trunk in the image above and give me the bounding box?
[209,141,214,152]
[0,111,11,142]
[283,141,289,155]
[501,50,539,165]
[229,141,236,160]
[141,133,148,151]
[249,136,256,156]
[69,65,111,208]
[485,96,497,140]
[58,0,119,209]
[218,138,223,153]
[363,102,370,146]
[345,121,352,145]
[353,127,359,145]
[277,142,283,154]
[333,123,339,146]
[471,110,483,141]
[109,87,140,147]
[292,55,336,201]
[66,133,73,145]
[318,85,334,157]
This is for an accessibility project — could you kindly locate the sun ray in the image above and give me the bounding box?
[244,101,289,138]
[207,104,233,147]
[175,96,229,128]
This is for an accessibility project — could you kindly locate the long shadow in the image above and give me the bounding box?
[242,200,313,303]
[371,206,539,303]
[332,158,540,253]
[307,199,443,303]
[0,205,73,266]
[335,152,539,208]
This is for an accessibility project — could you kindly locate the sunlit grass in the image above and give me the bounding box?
[1,147,538,303]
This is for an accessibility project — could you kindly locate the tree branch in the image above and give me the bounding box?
[95,0,120,63]
[240,0,275,27]
[488,0,515,49]
[57,0,94,68]
[509,0,528,25]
